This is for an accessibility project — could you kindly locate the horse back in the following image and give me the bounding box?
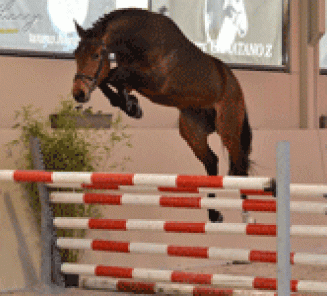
[108,10,234,108]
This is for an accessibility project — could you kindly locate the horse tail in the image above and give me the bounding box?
[239,109,253,175]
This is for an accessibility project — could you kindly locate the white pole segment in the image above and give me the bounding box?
[130,243,168,254]
[50,192,84,203]
[0,170,14,181]
[208,248,250,261]
[297,281,327,294]
[294,253,327,265]
[201,198,243,208]
[155,282,194,295]
[61,263,96,275]
[122,194,161,205]
[205,223,247,234]
[290,201,327,214]
[56,238,92,249]
[52,172,92,183]
[290,225,327,236]
[53,217,89,229]
[222,177,271,189]
[133,174,177,186]
[211,274,255,288]
[132,268,172,282]
[290,184,327,197]
[126,220,165,231]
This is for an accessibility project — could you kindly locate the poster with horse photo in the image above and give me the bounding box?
[152,0,284,66]
[0,0,149,55]
[0,0,283,66]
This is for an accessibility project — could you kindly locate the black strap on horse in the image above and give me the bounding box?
[74,39,142,118]
[74,40,113,93]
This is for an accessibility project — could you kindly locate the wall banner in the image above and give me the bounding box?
[0,0,282,66]
[153,0,283,66]
[0,0,148,54]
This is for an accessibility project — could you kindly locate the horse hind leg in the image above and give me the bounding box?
[179,108,223,223]
[214,90,253,223]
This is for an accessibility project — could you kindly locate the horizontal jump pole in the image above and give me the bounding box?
[48,183,327,198]
[50,192,327,214]
[61,263,327,293]
[53,218,327,237]
[81,277,283,296]
[82,185,274,196]
[57,238,327,266]
[0,170,273,190]
[47,183,273,196]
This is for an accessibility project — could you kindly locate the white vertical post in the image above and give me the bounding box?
[277,141,291,295]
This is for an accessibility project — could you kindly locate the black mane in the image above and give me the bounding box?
[84,8,151,39]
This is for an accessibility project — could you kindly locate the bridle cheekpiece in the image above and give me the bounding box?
[74,39,115,94]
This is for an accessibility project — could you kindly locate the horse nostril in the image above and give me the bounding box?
[74,90,86,103]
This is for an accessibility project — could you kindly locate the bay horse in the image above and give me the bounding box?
[72,8,252,223]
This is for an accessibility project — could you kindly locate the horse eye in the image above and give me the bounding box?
[92,53,100,60]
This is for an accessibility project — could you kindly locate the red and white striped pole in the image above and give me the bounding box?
[53,217,327,237]
[50,192,327,214]
[2,169,326,197]
[56,238,327,266]
[81,277,283,296]
[0,170,273,190]
[61,263,327,294]
[46,182,327,198]
[47,183,275,196]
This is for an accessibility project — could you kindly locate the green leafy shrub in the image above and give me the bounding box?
[6,94,132,262]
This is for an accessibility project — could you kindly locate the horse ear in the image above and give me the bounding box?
[74,19,85,38]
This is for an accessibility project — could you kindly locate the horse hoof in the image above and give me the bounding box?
[133,106,143,119]
[126,96,143,119]
[123,106,143,119]
[208,209,224,223]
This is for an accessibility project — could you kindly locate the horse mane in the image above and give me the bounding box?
[84,9,151,39]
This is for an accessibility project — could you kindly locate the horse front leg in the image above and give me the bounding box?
[98,76,124,107]
[98,68,143,118]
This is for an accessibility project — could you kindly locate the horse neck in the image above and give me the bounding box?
[105,15,146,44]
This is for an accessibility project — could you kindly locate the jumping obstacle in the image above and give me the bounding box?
[48,183,274,196]
[50,192,327,214]
[48,182,327,198]
[56,238,327,265]
[53,217,327,237]
[61,263,327,294]
[0,170,274,189]
[2,141,327,295]
[80,277,295,296]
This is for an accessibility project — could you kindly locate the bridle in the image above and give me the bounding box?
[74,39,114,94]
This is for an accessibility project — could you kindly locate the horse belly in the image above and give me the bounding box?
[170,64,223,107]
[137,88,178,107]
[137,58,224,108]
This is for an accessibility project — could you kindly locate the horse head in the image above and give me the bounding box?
[223,0,248,38]
[72,20,111,103]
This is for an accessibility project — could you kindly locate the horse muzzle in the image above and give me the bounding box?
[73,89,90,103]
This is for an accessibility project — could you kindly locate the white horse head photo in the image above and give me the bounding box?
[223,0,248,37]
[205,0,248,53]
[47,0,89,33]
[115,0,148,10]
